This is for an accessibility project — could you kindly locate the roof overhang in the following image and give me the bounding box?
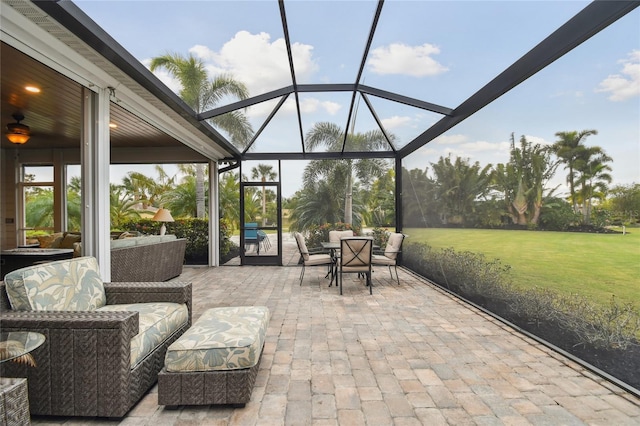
[1,0,240,161]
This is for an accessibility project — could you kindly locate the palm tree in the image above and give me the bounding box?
[219,172,241,231]
[575,148,613,224]
[110,185,141,229]
[289,180,346,231]
[494,134,558,225]
[150,52,253,218]
[164,175,201,218]
[431,155,493,225]
[251,164,277,226]
[365,169,396,227]
[25,189,54,229]
[121,171,157,209]
[304,122,391,225]
[550,130,598,212]
[401,167,438,227]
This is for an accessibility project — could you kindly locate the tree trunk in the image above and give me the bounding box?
[345,174,353,225]
[531,202,542,225]
[584,199,592,224]
[568,165,578,213]
[196,164,205,218]
[531,188,543,225]
[261,177,266,226]
[512,180,528,225]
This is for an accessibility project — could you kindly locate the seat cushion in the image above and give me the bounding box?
[305,253,332,266]
[372,254,395,266]
[164,306,270,372]
[4,256,106,311]
[98,302,189,368]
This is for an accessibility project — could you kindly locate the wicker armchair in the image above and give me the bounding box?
[0,258,192,418]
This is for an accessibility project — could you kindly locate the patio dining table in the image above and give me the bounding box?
[321,239,378,287]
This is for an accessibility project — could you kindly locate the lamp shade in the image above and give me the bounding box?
[6,113,30,144]
[152,208,174,222]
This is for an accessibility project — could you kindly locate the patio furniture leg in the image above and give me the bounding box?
[299,264,305,285]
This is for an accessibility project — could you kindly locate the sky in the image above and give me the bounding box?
[75,1,640,199]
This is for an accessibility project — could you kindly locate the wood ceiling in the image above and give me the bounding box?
[1,42,184,151]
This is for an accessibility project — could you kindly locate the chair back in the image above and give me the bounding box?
[244,223,258,240]
[329,230,354,243]
[293,232,309,261]
[340,238,372,272]
[384,233,406,260]
[4,256,106,311]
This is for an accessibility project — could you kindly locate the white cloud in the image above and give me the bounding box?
[368,43,448,77]
[321,101,342,115]
[523,135,550,146]
[433,134,468,145]
[278,97,342,116]
[147,31,317,97]
[382,115,412,129]
[191,31,318,95]
[459,140,510,153]
[595,50,640,101]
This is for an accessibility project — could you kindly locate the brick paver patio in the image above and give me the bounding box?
[32,235,639,425]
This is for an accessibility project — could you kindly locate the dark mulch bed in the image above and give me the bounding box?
[467,295,640,392]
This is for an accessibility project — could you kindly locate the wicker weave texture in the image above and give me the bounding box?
[0,281,192,418]
[158,355,261,407]
[110,238,187,282]
[0,377,30,426]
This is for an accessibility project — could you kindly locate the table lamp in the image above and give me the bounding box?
[152,208,174,236]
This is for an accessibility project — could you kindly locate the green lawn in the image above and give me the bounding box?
[404,227,640,306]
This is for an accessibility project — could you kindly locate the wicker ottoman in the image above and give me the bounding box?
[0,377,30,425]
[158,306,270,408]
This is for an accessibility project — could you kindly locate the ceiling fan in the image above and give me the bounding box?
[6,112,30,144]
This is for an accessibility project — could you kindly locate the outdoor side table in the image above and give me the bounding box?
[0,248,74,280]
[0,332,46,426]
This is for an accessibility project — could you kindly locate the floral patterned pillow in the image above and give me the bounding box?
[4,256,106,311]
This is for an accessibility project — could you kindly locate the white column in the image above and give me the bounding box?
[81,87,111,279]
[209,160,219,267]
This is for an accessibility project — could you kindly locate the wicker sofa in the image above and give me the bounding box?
[0,256,192,418]
[110,235,187,282]
[33,232,187,282]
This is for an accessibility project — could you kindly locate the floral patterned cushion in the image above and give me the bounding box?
[165,306,270,372]
[98,302,189,368]
[4,256,106,311]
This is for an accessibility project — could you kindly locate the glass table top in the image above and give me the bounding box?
[0,332,46,366]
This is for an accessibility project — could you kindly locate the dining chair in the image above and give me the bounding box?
[372,232,406,285]
[244,223,259,253]
[294,232,334,286]
[329,230,354,243]
[327,229,354,262]
[257,230,271,252]
[338,237,373,295]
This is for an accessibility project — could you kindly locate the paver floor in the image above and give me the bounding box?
[32,236,639,425]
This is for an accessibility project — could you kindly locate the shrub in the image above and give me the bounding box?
[304,222,360,249]
[403,242,511,300]
[539,199,580,231]
[371,227,390,248]
[554,294,640,350]
[403,241,640,350]
[120,218,235,265]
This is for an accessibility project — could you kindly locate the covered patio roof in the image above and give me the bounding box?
[2,0,637,164]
